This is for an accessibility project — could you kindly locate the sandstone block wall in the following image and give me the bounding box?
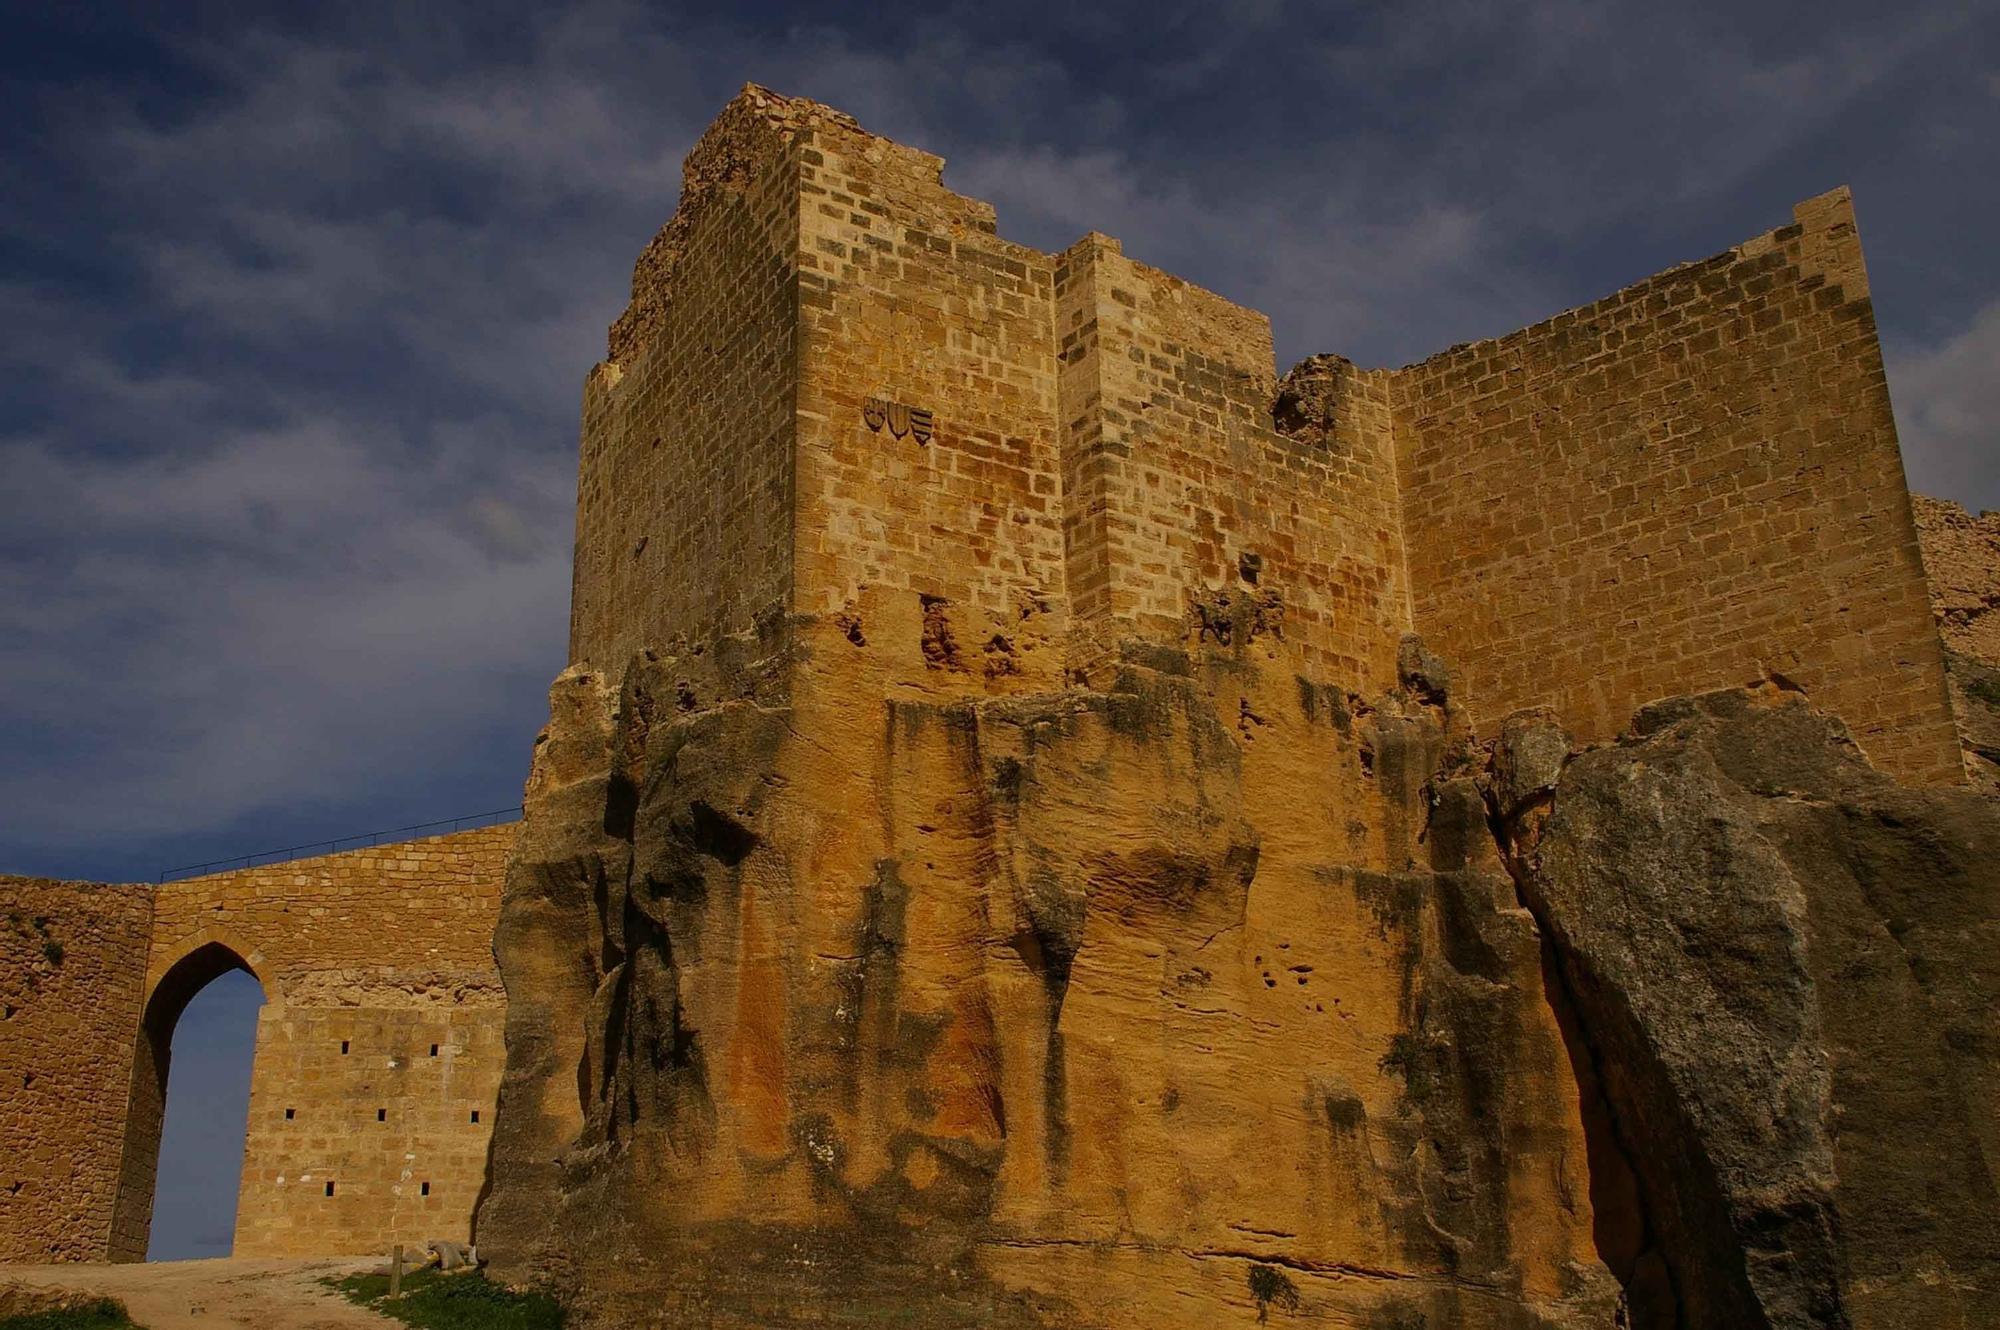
[141,824,513,1260]
[568,88,1956,785]
[232,1004,503,1257]
[1054,240,1410,687]
[0,823,511,1263]
[1394,189,1959,784]
[792,107,1072,690]
[568,89,803,673]
[0,879,153,1262]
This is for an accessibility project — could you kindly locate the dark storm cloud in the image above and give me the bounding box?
[2,0,1996,880]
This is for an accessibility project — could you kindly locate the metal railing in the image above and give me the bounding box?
[157,806,522,883]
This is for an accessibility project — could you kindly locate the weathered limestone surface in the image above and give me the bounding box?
[1507,690,2000,1329]
[481,607,1621,1328]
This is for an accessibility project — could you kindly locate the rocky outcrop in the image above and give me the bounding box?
[1913,494,2000,789]
[479,603,1622,1328]
[1501,689,2000,1329]
[482,593,2000,1330]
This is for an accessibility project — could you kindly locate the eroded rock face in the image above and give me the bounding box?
[1508,689,2000,1330]
[479,604,1620,1328]
[482,598,2000,1330]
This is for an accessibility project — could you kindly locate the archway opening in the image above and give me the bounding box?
[109,942,266,1261]
[149,968,262,1259]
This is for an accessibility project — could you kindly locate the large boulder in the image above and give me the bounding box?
[1515,689,2000,1329]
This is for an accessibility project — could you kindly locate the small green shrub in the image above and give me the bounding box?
[328,1267,564,1330]
[40,941,63,966]
[1247,1263,1301,1322]
[0,1296,136,1330]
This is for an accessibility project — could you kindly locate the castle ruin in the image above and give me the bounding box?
[4,86,1997,1330]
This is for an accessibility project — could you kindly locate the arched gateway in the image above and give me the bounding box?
[109,934,268,1258]
[0,823,512,1262]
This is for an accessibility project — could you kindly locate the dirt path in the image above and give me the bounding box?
[0,1257,398,1330]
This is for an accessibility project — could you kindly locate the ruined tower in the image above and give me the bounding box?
[5,82,1992,1330]
[558,86,1959,783]
[475,87,1996,1329]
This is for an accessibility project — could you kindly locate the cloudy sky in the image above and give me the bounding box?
[3,0,1997,1257]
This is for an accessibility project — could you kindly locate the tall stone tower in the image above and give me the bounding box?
[477,87,1996,1330]
[565,86,1416,703]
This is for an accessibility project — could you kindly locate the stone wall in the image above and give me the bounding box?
[141,824,513,1259]
[231,1003,503,1257]
[0,879,153,1262]
[1057,240,1411,689]
[568,88,803,674]
[566,87,1957,785]
[792,107,1073,693]
[1913,494,2000,787]
[1394,190,1960,784]
[0,823,511,1263]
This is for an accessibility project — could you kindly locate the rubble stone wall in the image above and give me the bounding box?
[0,879,153,1262]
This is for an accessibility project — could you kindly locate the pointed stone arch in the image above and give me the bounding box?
[106,930,268,1260]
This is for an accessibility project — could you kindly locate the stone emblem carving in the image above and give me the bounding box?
[863,397,933,444]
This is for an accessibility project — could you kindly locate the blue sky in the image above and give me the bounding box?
[148,969,260,1260]
[3,0,1997,1257]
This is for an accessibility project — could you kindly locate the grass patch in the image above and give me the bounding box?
[326,1267,563,1330]
[0,1298,136,1330]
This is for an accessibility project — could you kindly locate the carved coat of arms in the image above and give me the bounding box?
[863,396,933,445]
